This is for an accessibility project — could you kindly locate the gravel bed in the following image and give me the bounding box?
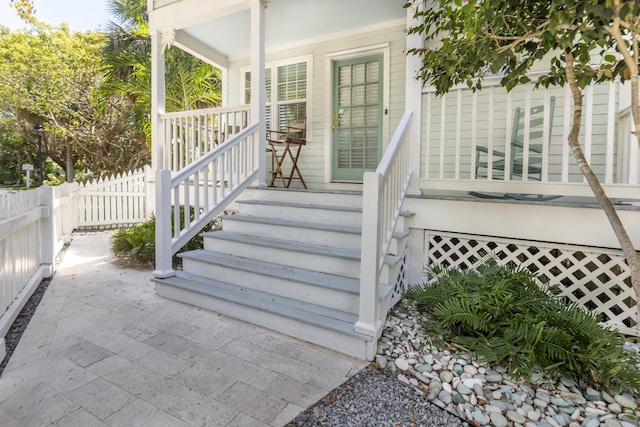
[289,300,640,427]
[287,364,468,426]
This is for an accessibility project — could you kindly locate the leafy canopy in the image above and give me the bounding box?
[406,0,640,94]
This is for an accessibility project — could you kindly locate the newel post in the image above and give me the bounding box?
[355,171,383,337]
[153,169,174,278]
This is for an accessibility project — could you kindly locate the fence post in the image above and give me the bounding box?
[355,171,382,337]
[153,169,174,278]
[38,185,54,278]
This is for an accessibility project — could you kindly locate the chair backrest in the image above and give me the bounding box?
[287,119,306,139]
[511,96,556,148]
[509,96,555,180]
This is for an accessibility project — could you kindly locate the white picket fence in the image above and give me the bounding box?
[77,167,151,228]
[0,166,152,360]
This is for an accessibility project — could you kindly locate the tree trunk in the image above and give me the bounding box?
[565,53,640,318]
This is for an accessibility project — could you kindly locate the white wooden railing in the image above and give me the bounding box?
[421,77,640,198]
[154,123,260,278]
[356,110,413,337]
[160,105,251,171]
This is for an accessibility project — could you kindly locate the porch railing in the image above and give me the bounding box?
[421,77,640,198]
[160,105,251,171]
[356,110,413,337]
[154,122,260,278]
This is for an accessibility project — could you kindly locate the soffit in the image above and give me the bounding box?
[177,0,407,59]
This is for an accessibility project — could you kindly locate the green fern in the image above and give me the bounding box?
[407,259,640,391]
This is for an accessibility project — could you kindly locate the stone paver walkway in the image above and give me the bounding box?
[0,231,366,426]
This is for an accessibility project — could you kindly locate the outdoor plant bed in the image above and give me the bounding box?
[374,260,640,427]
[376,300,640,426]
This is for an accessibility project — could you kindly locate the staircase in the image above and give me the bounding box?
[152,188,411,360]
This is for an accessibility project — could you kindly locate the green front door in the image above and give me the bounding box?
[332,55,383,181]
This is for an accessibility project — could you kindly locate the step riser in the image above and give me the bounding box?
[156,282,370,359]
[181,258,360,314]
[238,204,362,227]
[242,188,363,208]
[222,219,361,250]
[203,238,361,278]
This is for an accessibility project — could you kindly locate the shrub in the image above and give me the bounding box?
[407,259,640,391]
[112,207,220,267]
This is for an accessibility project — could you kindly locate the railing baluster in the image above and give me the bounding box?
[605,82,616,184]
[584,84,594,184]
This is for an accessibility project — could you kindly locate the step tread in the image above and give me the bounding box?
[205,230,360,259]
[237,199,362,213]
[223,214,361,235]
[203,230,402,265]
[180,250,394,300]
[180,250,360,294]
[152,272,373,341]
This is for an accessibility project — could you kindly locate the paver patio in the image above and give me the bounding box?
[0,231,366,426]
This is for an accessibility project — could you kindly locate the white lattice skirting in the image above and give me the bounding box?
[425,231,640,336]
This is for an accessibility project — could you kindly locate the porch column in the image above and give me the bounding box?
[405,2,424,196]
[150,30,166,172]
[151,30,174,279]
[149,29,166,220]
[251,0,267,188]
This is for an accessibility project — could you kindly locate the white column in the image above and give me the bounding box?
[251,0,266,188]
[405,3,424,196]
[151,30,166,172]
[153,169,174,278]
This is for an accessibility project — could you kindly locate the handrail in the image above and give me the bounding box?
[154,122,260,278]
[356,110,413,337]
[160,104,251,120]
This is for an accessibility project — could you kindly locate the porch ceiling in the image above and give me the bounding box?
[151,0,406,61]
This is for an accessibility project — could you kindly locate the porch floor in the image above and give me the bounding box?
[417,189,640,210]
[0,231,366,426]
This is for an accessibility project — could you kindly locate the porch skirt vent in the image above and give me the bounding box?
[425,231,639,336]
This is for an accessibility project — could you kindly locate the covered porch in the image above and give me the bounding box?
[147,0,640,351]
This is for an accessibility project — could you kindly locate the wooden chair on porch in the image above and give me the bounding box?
[267,120,308,189]
[476,96,556,181]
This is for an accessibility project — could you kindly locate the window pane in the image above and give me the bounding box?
[278,102,306,130]
[277,62,306,101]
[244,69,272,103]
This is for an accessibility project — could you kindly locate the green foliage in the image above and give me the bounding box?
[0,24,148,179]
[405,0,640,94]
[111,207,220,267]
[100,0,222,145]
[407,259,640,391]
